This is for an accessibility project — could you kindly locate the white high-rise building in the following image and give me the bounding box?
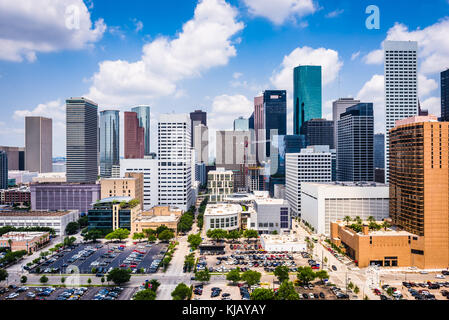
[384,40,418,182]
[120,158,158,210]
[286,146,332,218]
[193,124,209,164]
[158,114,193,211]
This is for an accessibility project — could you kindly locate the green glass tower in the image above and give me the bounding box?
[293,66,322,135]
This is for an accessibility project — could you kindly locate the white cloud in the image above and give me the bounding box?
[0,0,106,62]
[86,0,244,106]
[356,74,385,133]
[421,97,441,117]
[233,72,243,79]
[243,0,316,25]
[325,9,344,18]
[271,46,343,91]
[351,51,360,61]
[364,18,449,74]
[418,74,438,98]
[133,19,144,32]
[363,49,383,64]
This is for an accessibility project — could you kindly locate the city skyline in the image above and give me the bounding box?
[0,0,448,157]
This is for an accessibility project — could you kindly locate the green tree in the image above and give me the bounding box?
[274,266,290,283]
[149,279,161,292]
[148,234,157,243]
[251,288,275,300]
[83,229,103,242]
[275,281,300,300]
[78,215,88,228]
[61,277,66,284]
[343,216,352,226]
[367,216,375,223]
[184,254,195,272]
[63,236,76,247]
[107,268,131,285]
[20,275,27,284]
[65,222,80,235]
[348,282,354,290]
[134,289,156,300]
[171,283,192,300]
[296,266,316,285]
[40,275,49,284]
[354,286,360,295]
[226,268,241,285]
[195,269,211,283]
[101,277,105,285]
[241,270,261,286]
[187,233,202,250]
[158,229,175,242]
[156,225,169,236]
[132,233,145,241]
[243,229,259,240]
[315,270,329,283]
[0,268,8,281]
[227,229,241,240]
[382,221,391,231]
[87,278,92,285]
[143,228,156,238]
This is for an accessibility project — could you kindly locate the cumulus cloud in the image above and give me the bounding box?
[356,74,385,133]
[421,96,441,117]
[243,0,316,25]
[351,51,360,61]
[86,0,244,106]
[0,0,106,62]
[363,49,383,64]
[418,74,438,98]
[325,9,344,18]
[363,18,449,74]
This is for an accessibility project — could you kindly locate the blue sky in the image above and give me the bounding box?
[0,0,448,157]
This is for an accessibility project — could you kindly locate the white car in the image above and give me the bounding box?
[6,293,19,299]
[420,271,429,274]
[436,274,445,279]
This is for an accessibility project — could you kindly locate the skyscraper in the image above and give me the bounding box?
[384,41,418,182]
[158,113,193,211]
[337,103,374,182]
[190,110,207,147]
[374,133,385,169]
[66,98,98,184]
[124,112,145,159]
[254,90,287,162]
[234,116,249,131]
[0,151,7,190]
[193,124,209,164]
[441,69,449,121]
[390,115,449,269]
[332,98,360,151]
[99,110,120,178]
[25,116,52,173]
[300,118,334,149]
[293,66,322,135]
[248,112,254,130]
[0,147,25,171]
[131,106,151,155]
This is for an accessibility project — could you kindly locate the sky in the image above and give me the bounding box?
[0,0,448,158]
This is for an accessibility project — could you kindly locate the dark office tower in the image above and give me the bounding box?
[284,135,306,154]
[131,106,151,155]
[99,110,120,178]
[66,98,99,183]
[124,112,144,159]
[190,110,207,147]
[0,151,7,190]
[293,66,322,135]
[18,149,25,171]
[300,119,334,149]
[248,112,255,130]
[442,69,449,121]
[374,133,385,169]
[337,103,374,182]
[25,116,52,173]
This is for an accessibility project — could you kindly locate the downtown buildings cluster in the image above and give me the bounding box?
[1,40,449,270]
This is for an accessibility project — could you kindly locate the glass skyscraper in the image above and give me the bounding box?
[99,110,120,178]
[300,118,334,149]
[263,90,287,158]
[374,133,385,169]
[234,116,249,131]
[131,106,151,155]
[293,66,322,135]
[441,69,449,121]
[0,151,7,190]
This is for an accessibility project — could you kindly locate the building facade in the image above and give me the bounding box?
[207,168,234,203]
[0,232,50,253]
[25,116,52,173]
[293,66,322,135]
[99,110,120,178]
[300,119,334,149]
[30,183,100,214]
[390,116,449,269]
[249,198,290,234]
[88,197,139,231]
[0,151,7,190]
[0,147,25,171]
[193,124,209,164]
[0,187,31,205]
[337,103,374,182]
[100,173,143,210]
[204,203,241,232]
[131,206,182,235]
[124,111,145,159]
[66,98,98,184]
[332,98,360,152]
[234,117,249,131]
[190,110,207,148]
[384,41,418,182]
[286,146,332,218]
[131,106,151,156]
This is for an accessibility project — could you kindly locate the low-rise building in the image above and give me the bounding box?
[330,221,414,268]
[0,187,31,205]
[301,182,390,236]
[260,234,306,252]
[0,210,79,236]
[249,198,291,235]
[100,173,144,210]
[207,168,234,203]
[204,203,241,231]
[131,206,182,235]
[32,172,66,183]
[0,231,50,253]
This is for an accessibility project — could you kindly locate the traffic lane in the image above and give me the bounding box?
[103,246,136,270]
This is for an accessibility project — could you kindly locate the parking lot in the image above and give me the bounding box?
[30,241,168,275]
[192,282,244,301]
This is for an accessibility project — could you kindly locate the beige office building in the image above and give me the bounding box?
[25,116,52,173]
[100,172,143,210]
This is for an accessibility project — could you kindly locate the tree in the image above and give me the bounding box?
[148,234,157,243]
[241,270,261,286]
[156,225,169,236]
[367,216,375,223]
[226,268,241,285]
[382,221,391,231]
[128,199,140,208]
[187,233,202,250]
[61,277,66,284]
[132,233,145,241]
[184,254,195,272]
[355,216,363,225]
[296,267,316,285]
[63,236,76,247]
[40,275,49,284]
[78,215,88,228]
[243,229,259,241]
[20,276,27,284]
[65,222,80,235]
[195,269,211,283]
[343,216,352,226]
[207,229,227,241]
[171,283,192,300]
[227,230,241,241]
[101,277,105,285]
[87,278,92,285]
[107,268,131,285]
[271,230,278,235]
[158,229,175,242]
[83,229,103,243]
[134,289,156,300]
[143,228,156,238]
[0,268,8,282]
[275,281,300,300]
[315,270,329,283]
[105,229,130,242]
[354,286,360,295]
[274,266,290,283]
[149,279,160,292]
[348,282,354,290]
[251,288,274,300]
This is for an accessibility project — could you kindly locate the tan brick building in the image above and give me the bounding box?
[390,116,449,269]
[0,231,50,253]
[100,173,143,210]
[131,206,182,235]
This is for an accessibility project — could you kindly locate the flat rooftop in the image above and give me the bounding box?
[261,234,303,244]
[254,198,288,205]
[205,203,242,216]
[134,215,179,223]
[335,221,414,237]
[306,182,388,188]
[0,211,74,217]
[0,231,49,241]
[94,196,133,205]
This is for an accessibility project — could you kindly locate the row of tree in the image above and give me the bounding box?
[206,229,259,241]
[177,206,196,233]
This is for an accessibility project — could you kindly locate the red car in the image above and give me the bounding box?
[130,265,137,268]
[311,265,320,270]
[373,289,381,295]
[119,264,127,268]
